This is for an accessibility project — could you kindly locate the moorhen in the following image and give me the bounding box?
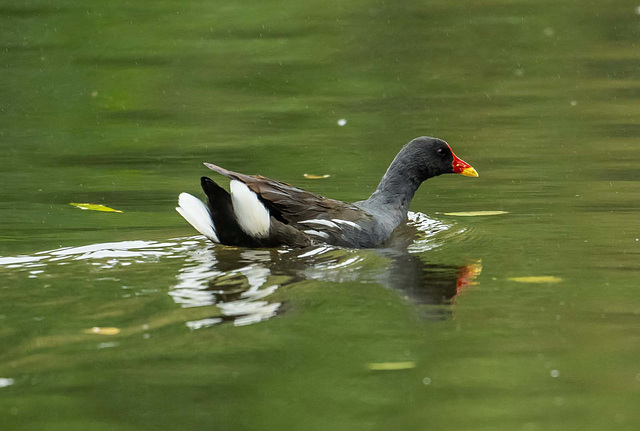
[176,136,478,248]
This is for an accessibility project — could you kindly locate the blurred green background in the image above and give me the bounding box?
[1,0,640,430]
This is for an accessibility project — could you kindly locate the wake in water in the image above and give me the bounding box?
[0,212,478,328]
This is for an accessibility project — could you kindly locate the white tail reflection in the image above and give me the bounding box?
[0,212,476,328]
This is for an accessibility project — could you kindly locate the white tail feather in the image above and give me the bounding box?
[175,193,219,242]
[230,180,270,238]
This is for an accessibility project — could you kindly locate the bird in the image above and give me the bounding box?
[176,136,478,248]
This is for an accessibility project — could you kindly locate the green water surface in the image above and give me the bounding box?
[2,0,640,430]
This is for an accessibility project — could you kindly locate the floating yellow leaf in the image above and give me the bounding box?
[303,174,330,179]
[83,327,121,335]
[366,361,416,371]
[70,203,123,213]
[508,276,563,284]
[442,211,508,216]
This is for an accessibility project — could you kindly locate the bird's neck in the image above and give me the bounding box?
[360,157,425,230]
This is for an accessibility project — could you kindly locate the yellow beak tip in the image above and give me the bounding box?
[461,167,479,178]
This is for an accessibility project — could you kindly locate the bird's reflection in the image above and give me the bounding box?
[0,211,480,329]
[174,212,481,328]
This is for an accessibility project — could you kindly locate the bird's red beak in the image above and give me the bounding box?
[448,144,479,177]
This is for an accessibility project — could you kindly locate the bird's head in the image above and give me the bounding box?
[405,136,479,180]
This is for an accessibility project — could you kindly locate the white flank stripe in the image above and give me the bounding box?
[176,193,219,242]
[230,180,270,238]
[299,219,339,229]
[303,229,330,239]
[331,219,362,230]
[297,246,331,258]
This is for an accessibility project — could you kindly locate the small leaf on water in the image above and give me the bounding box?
[442,211,508,216]
[70,203,123,213]
[508,276,563,284]
[83,327,121,335]
[366,361,416,371]
[303,174,330,179]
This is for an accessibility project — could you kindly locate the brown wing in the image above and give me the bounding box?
[204,162,370,225]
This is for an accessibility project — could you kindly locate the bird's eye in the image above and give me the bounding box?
[436,147,447,157]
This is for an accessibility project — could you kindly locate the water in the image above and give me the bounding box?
[2,0,640,429]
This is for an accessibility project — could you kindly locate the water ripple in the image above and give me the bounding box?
[0,212,479,327]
